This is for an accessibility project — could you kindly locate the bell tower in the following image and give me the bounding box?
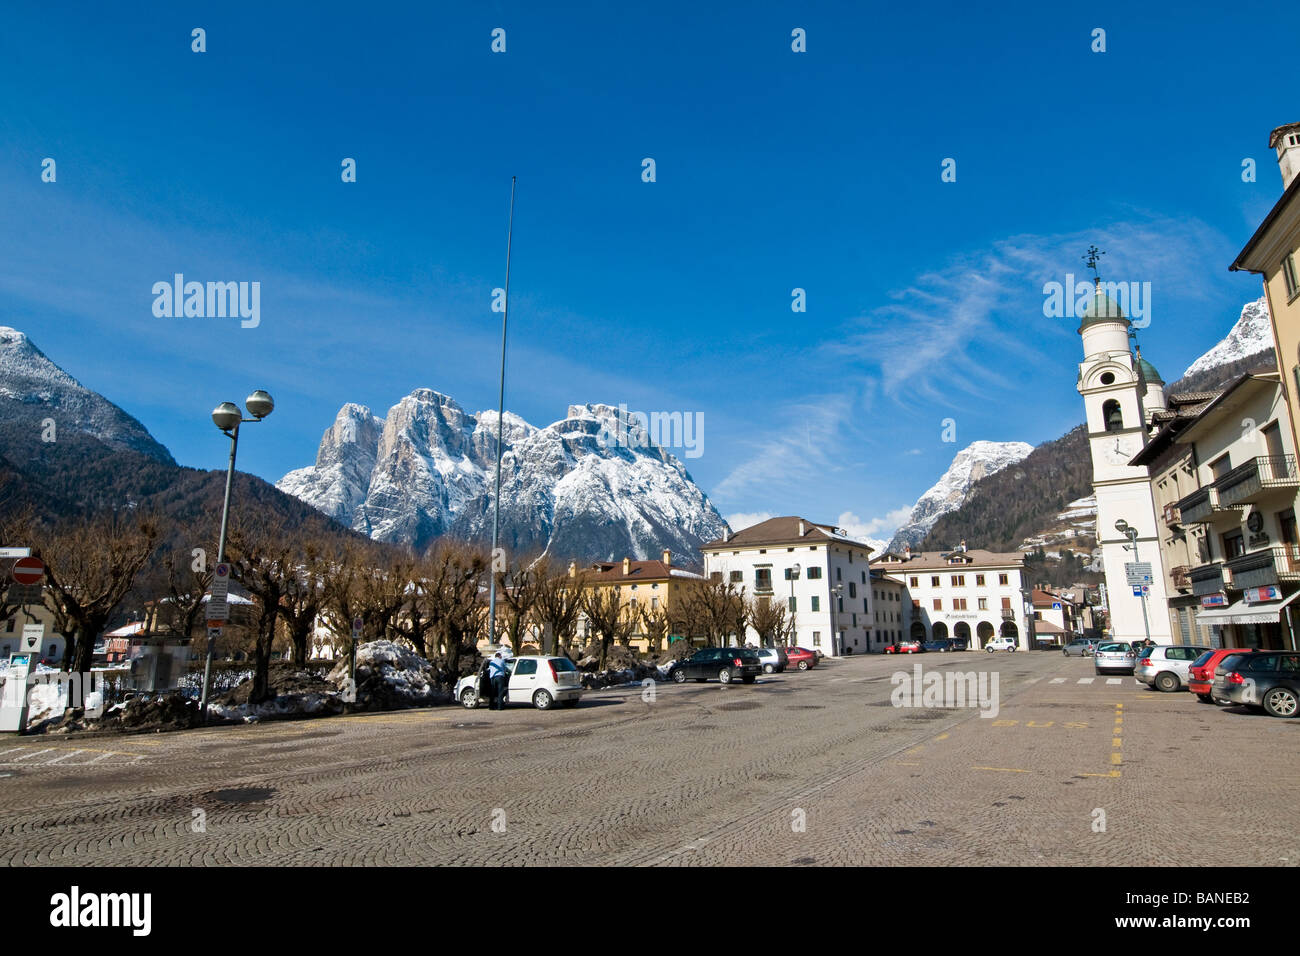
[1076,247,1173,644]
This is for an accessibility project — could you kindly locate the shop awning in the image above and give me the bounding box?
[1198,591,1300,625]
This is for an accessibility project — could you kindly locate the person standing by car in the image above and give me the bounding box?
[488,651,509,710]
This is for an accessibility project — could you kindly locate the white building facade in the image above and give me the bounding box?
[874,547,1034,649]
[701,517,875,656]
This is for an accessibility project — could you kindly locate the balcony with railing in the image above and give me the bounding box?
[1176,484,1245,524]
[1000,609,1015,620]
[1214,455,1300,508]
[1224,546,1300,591]
[1189,562,1231,596]
[1163,503,1182,527]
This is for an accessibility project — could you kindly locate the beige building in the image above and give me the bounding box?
[1231,120,1300,455]
[1161,372,1300,650]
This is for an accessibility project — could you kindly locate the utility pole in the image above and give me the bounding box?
[487,177,516,653]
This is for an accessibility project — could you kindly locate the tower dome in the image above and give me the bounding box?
[1136,355,1163,384]
[1077,287,1131,333]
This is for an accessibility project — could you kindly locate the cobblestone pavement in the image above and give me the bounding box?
[0,652,1295,866]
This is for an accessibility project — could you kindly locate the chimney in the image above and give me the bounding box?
[1272,121,1300,190]
[959,539,967,552]
[903,545,911,559]
[724,529,731,543]
[567,561,576,579]
[662,549,672,567]
[798,520,805,536]
[622,557,631,576]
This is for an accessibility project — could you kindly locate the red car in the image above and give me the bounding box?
[1188,647,1258,702]
[784,646,818,670]
[884,639,923,654]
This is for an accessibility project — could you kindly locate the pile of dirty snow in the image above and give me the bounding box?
[327,640,450,709]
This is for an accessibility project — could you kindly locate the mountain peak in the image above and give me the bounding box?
[1183,297,1272,378]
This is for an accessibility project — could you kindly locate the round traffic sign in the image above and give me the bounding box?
[11,557,44,586]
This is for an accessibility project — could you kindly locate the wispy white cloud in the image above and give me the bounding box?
[724,511,774,531]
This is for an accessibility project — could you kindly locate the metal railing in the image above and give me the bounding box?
[1215,455,1299,507]
[1225,545,1300,590]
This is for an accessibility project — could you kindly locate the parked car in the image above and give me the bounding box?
[455,655,583,710]
[1093,641,1136,675]
[884,639,924,654]
[784,646,818,670]
[985,636,1017,653]
[669,647,762,684]
[1188,647,1258,703]
[1211,651,1300,717]
[754,646,788,674]
[948,637,969,651]
[1062,638,1097,657]
[1133,644,1210,692]
[922,639,954,653]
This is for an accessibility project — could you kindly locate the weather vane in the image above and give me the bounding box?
[1083,245,1105,287]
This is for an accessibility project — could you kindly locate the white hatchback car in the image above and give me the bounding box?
[455,655,583,710]
[985,637,1018,653]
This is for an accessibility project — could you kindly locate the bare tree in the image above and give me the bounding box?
[495,554,543,654]
[421,541,488,675]
[581,586,636,670]
[36,513,159,674]
[279,536,332,666]
[227,518,294,704]
[748,595,787,647]
[533,558,586,656]
[639,602,671,654]
[679,578,747,647]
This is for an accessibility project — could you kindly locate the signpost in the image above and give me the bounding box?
[205,562,230,623]
[0,548,31,559]
[1124,562,1154,587]
[21,624,44,655]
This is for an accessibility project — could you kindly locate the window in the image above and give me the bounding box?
[651,597,659,610]
[812,631,821,647]
[848,582,857,598]
[1103,399,1123,432]
[807,567,822,579]
[978,597,988,610]
[861,571,866,584]
[1001,597,1012,609]
[952,575,965,586]
[836,567,842,581]
[999,574,1009,586]
[976,574,985,586]
[1223,530,1246,559]
[514,659,537,676]
[1263,421,1286,461]
[931,576,940,587]
[933,599,942,611]
[755,568,773,591]
[953,598,967,611]
[909,576,919,587]
[1280,509,1297,546]
[729,570,742,583]
[4,619,13,633]
[1283,251,1299,299]
[863,599,869,613]
[811,596,820,612]
[1209,454,1232,481]
[709,571,722,582]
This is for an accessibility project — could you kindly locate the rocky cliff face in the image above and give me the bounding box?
[278,393,729,564]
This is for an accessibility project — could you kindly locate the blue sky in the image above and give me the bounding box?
[2,0,1297,545]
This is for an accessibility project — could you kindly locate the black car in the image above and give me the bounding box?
[669,647,762,685]
[922,639,954,653]
[1211,651,1300,717]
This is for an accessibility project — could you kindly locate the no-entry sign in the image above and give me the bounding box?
[11,557,44,586]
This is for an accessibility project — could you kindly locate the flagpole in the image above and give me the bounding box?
[488,177,515,650]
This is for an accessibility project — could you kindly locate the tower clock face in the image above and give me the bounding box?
[1102,435,1137,466]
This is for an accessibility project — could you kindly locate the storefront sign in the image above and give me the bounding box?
[1244,586,1282,604]
[1201,594,1228,608]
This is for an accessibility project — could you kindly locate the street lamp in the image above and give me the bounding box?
[199,390,275,721]
[831,584,844,657]
[1114,517,1153,647]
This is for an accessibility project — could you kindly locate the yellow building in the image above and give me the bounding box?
[576,551,703,651]
[1231,120,1300,454]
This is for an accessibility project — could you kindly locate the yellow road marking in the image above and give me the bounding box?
[1079,770,1122,778]
[1111,752,1122,765]
[972,766,1031,773]
[1113,737,1122,747]
[934,733,949,741]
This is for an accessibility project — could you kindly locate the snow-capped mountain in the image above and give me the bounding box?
[886,441,1034,552]
[1183,297,1272,378]
[278,391,730,563]
[0,326,174,464]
